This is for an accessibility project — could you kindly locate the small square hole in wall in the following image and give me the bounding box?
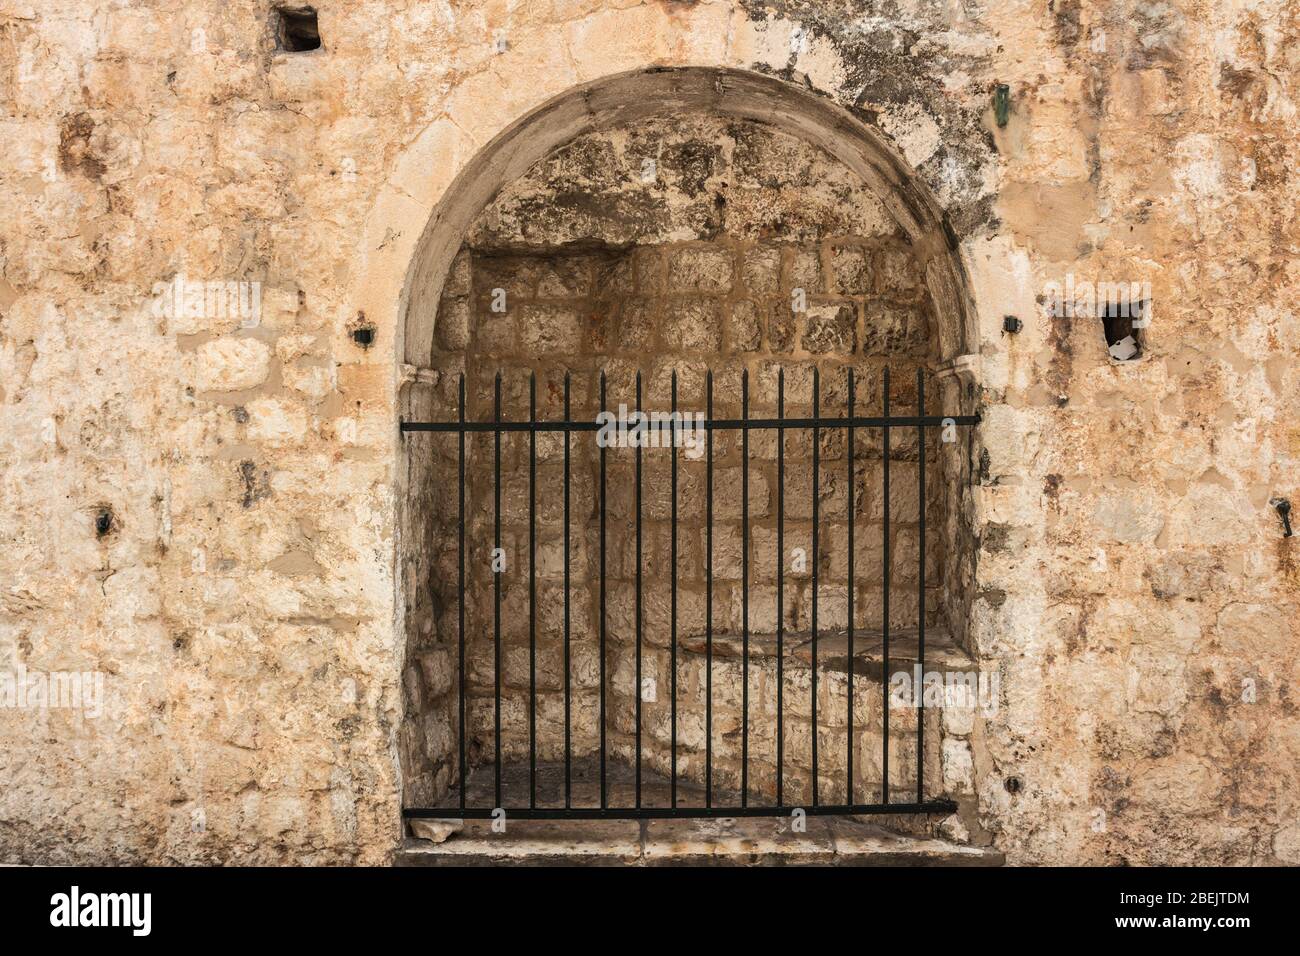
[276,6,321,52]
[1102,301,1145,361]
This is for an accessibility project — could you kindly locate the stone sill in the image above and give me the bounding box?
[398,817,1002,867]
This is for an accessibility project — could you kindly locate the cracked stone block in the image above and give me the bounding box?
[520,304,582,353]
[728,299,762,351]
[762,299,798,351]
[662,296,722,352]
[616,297,656,350]
[473,255,541,298]
[436,295,470,351]
[667,246,734,294]
[633,247,665,292]
[803,302,857,354]
[743,245,782,294]
[876,246,922,296]
[861,302,929,356]
[786,248,823,293]
[830,244,872,295]
[536,257,593,298]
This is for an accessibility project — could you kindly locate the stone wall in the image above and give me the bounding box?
[0,0,1297,865]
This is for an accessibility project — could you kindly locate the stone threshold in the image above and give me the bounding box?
[396,816,1002,867]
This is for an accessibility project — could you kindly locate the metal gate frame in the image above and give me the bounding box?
[402,366,978,820]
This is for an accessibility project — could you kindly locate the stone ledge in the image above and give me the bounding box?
[682,625,976,678]
[394,817,1002,867]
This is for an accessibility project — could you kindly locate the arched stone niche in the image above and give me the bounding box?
[395,67,983,811]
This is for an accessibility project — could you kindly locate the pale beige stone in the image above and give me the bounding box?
[194,337,272,392]
[246,397,310,446]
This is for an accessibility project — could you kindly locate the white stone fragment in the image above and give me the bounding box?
[410,819,463,844]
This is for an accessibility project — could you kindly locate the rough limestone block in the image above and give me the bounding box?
[194,337,272,392]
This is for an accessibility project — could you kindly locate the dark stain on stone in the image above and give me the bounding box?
[1247,138,1287,190]
[1043,473,1063,511]
[981,522,1011,553]
[1203,669,1231,711]
[1127,4,1185,71]
[1274,519,1295,578]
[663,140,722,198]
[240,460,270,508]
[1278,681,1297,717]
[1049,0,1083,48]
[1045,307,1075,396]
[58,112,106,180]
[1218,64,1256,99]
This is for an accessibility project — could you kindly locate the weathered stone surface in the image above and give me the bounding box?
[1,0,1296,870]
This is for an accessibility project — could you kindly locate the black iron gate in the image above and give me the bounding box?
[402,366,978,820]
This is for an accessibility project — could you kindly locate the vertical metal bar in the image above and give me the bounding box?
[670,371,679,808]
[916,368,926,804]
[493,372,502,810]
[741,368,750,807]
[811,365,820,808]
[635,370,643,809]
[881,366,891,805]
[457,374,466,812]
[705,368,714,808]
[529,372,537,809]
[846,368,855,807]
[776,367,785,808]
[563,373,572,809]
[599,369,608,809]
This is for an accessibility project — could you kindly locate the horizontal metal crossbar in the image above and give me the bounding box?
[401,414,980,432]
[404,801,959,820]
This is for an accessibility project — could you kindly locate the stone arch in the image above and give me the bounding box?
[390,65,990,811]
[397,67,978,373]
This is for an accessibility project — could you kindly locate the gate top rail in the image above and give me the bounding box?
[401,413,979,432]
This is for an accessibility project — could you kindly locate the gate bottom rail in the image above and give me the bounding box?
[404,801,959,821]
